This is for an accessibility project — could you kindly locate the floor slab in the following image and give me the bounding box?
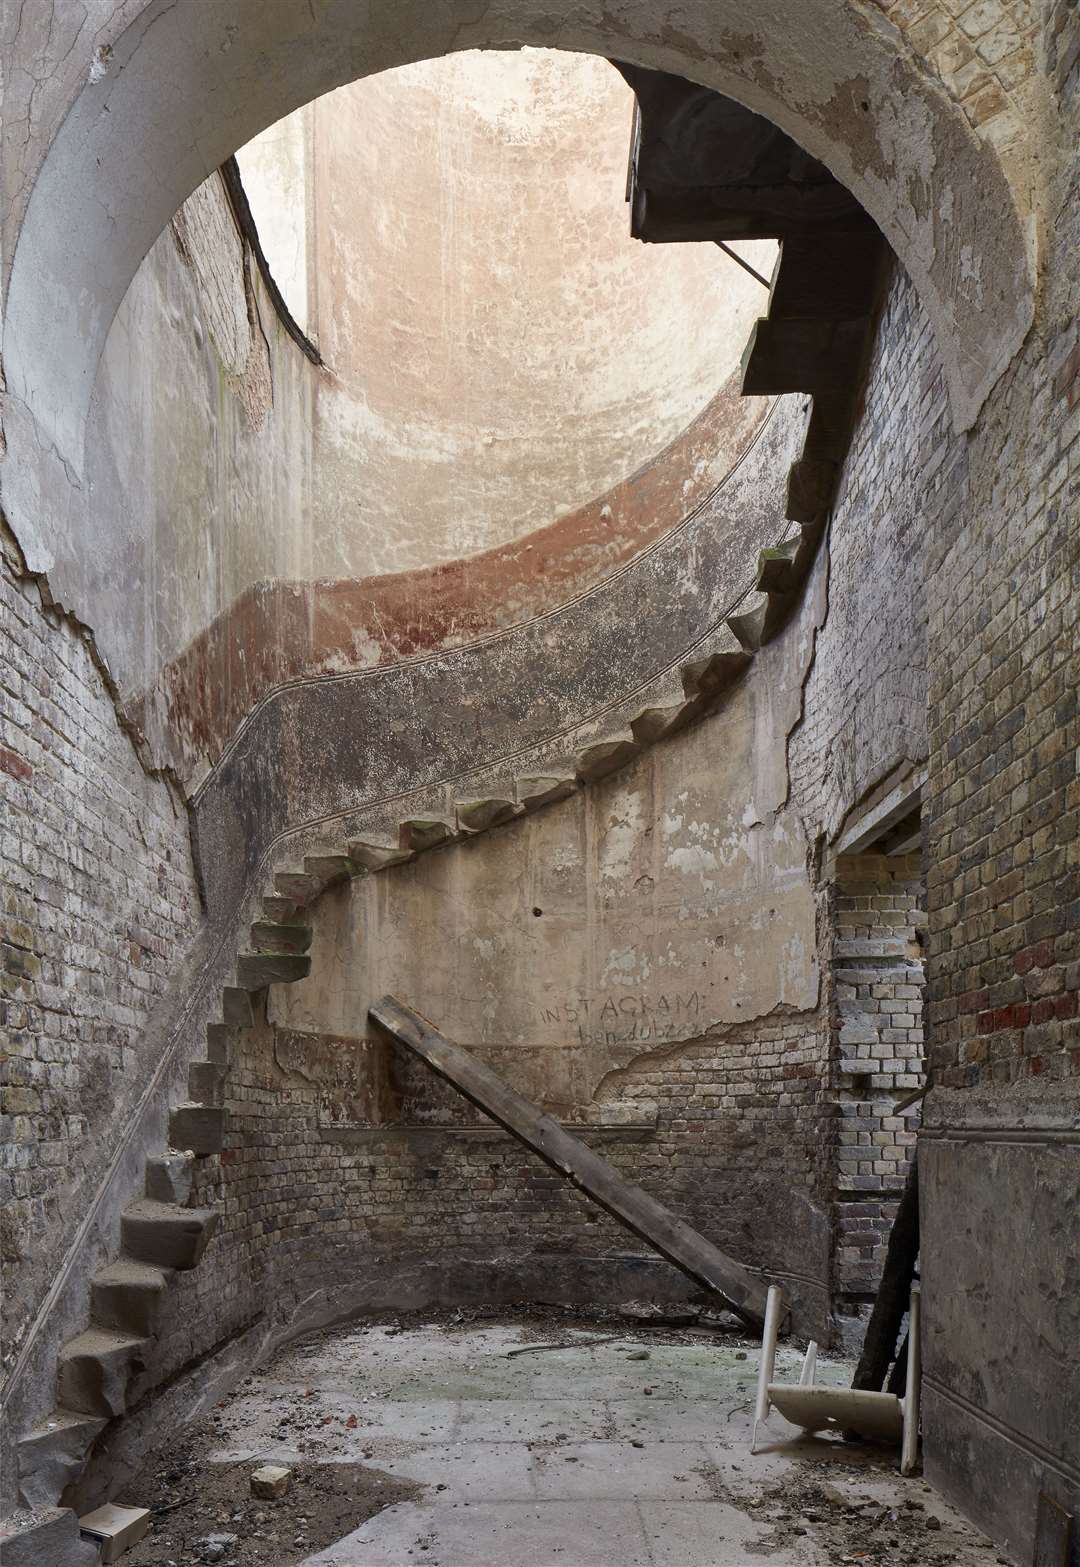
[117,1311,1001,1567]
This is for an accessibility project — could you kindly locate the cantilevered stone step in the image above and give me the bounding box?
[57,1328,149,1418]
[727,594,769,651]
[188,1060,226,1104]
[371,996,769,1330]
[145,1150,194,1205]
[347,836,414,873]
[250,919,313,954]
[515,773,577,812]
[303,852,354,886]
[787,454,838,524]
[0,1506,100,1566]
[235,952,311,990]
[121,1200,220,1270]
[221,987,255,1027]
[262,894,299,923]
[16,1410,108,1509]
[273,869,320,903]
[755,535,801,594]
[205,1023,238,1065]
[399,817,456,853]
[169,1103,225,1156]
[631,700,692,745]
[575,732,640,782]
[91,1259,172,1336]
[455,797,521,834]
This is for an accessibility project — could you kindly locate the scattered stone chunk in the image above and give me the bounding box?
[250,1463,292,1499]
[196,1533,239,1563]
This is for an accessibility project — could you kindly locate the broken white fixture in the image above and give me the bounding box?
[751,1282,921,1474]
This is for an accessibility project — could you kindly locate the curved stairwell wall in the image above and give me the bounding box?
[7,259,943,1522]
[0,163,799,1509]
[40,493,836,1515]
[124,370,768,782]
[192,393,808,918]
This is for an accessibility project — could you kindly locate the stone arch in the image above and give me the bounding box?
[3,0,1032,530]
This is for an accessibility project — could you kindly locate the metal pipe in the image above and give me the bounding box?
[716,240,771,289]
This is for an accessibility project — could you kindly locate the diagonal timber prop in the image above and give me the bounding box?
[369,995,769,1330]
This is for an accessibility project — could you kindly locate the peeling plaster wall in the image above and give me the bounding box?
[28,53,774,786]
[300,51,774,569]
[164,604,840,1362]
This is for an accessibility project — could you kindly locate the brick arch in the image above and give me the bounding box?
[3,0,1033,534]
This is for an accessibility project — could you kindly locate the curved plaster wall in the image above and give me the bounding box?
[2,0,1035,589]
[192,392,807,918]
[249,50,775,569]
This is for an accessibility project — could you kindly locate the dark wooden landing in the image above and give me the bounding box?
[369,994,769,1330]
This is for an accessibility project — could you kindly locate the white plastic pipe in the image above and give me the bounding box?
[751,1284,784,1453]
[900,1283,921,1475]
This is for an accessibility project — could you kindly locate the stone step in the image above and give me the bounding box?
[0,1506,100,1566]
[261,893,299,922]
[57,1328,149,1418]
[346,836,414,873]
[515,773,577,812]
[235,951,311,990]
[168,1102,226,1156]
[273,868,320,903]
[221,987,255,1027]
[91,1259,173,1336]
[630,700,692,746]
[455,797,521,834]
[205,1023,238,1065]
[145,1150,194,1205]
[303,852,354,886]
[399,817,456,853]
[755,534,801,593]
[188,1059,226,1105]
[249,919,313,954]
[786,455,838,524]
[727,593,769,651]
[574,732,640,782]
[15,1410,108,1509]
[680,645,751,706]
[121,1200,220,1270]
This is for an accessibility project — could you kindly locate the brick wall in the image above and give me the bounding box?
[788,264,936,841]
[0,533,199,1373]
[916,112,1079,1558]
[925,184,1079,1091]
[830,852,924,1336]
[140,1003,835,1370]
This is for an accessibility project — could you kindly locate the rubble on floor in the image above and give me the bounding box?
[112,1305,1004,1567]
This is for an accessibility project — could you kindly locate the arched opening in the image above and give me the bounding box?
[3,10,1074,1566]
[3,0,1032,535]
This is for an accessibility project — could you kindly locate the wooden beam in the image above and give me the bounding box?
[369,995,770,1329]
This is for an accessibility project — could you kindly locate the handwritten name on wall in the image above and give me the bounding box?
[538,991,704,1047]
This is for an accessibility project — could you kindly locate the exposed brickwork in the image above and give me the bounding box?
[830,853,924,1323]
[152,1005,836,1362]
[867,0,1038,142]
[924,153,1080,1090]
[0,541,199,1372]
[788,265,936,840]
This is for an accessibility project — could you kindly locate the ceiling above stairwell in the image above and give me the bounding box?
[236,48,777,577]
